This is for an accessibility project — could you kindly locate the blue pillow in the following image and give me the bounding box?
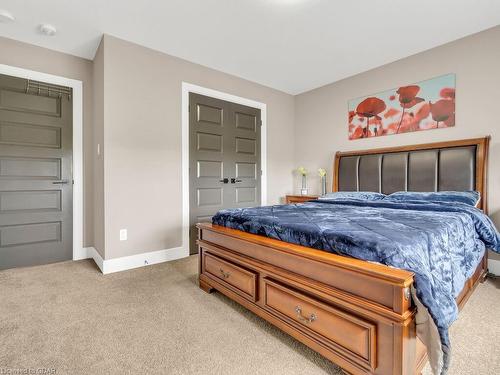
[318,191,386,201]
[385,191,480,206]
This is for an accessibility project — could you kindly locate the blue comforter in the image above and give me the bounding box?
[213,199,500,366]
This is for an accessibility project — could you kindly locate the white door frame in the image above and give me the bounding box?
[181,82,267,256]
[0,64,84,261]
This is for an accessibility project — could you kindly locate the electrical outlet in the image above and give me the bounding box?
[119,229,127,241]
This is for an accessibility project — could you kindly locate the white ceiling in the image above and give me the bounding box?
[0,0,499,94]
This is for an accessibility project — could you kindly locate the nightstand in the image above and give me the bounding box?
[285,195,319,204]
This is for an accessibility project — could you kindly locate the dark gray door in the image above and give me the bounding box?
[0,74,73,270]
[189,93,261,254]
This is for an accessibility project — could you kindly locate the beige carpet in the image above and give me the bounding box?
[0,256,498,375]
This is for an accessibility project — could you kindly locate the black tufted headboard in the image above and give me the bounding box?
[333,137,490,212]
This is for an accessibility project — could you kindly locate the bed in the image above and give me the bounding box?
[196,137,491,375]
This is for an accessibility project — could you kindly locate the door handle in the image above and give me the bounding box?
[219,178,229,184]
[231,178,242,184]
[52,180,69,184]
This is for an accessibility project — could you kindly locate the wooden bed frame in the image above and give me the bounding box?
[197,137,490,375]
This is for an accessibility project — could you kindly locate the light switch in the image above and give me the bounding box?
[120,229,127,241]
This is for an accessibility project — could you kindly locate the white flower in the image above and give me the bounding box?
[297,166,307,176]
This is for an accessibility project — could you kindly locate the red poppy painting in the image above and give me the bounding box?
[348,74,455,140]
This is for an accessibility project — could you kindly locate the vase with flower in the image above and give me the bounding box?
[297,167,308,195]
[318,168,327,196]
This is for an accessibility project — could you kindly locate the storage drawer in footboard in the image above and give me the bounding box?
[202,252,258,301]
[263,278,377,371]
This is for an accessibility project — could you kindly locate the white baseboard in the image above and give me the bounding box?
[85,246,105,272]
[101,246,187,274]
[488,258,500,276]
[80,246,187,274]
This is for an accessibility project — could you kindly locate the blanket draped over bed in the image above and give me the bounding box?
[212,199,500,374]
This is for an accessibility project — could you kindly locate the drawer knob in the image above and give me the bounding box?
[219,268,231,279]
[295,306,317,324]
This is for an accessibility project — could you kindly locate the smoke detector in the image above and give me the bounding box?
[39,24,57,36]
[0,10,15,22]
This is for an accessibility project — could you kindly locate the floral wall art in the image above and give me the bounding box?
[348,73,456,140]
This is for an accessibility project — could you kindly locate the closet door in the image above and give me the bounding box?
[189,93,261,254]
[0,74,73,270]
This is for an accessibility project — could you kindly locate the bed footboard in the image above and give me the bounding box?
[197,223,487,374]
[197,223,421,375]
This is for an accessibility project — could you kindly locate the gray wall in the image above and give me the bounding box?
[0,36,94,248]
[100,35,295,260]
[294,25,500,261]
